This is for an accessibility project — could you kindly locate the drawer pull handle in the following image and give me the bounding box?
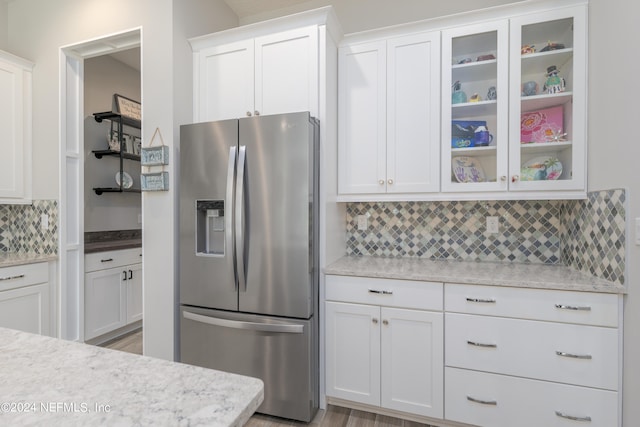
[555,410,592,422]
[467,396,497,406]
[556,350,592,360]
[467,340,497,348]
[368,289,393,295]
[101,258,114,263]
[466,297,496,303]
[0,274,25,281]
[555,303,591,311]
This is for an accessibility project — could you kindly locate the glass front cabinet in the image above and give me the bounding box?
[509,6,586,193]
[441,5,586,197]
[441,20,509,193]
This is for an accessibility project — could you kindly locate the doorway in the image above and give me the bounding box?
[59,29,141,344]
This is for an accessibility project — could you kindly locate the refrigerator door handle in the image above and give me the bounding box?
[235,145,247,293]
[183,310,304,334]
[226,145,237,289]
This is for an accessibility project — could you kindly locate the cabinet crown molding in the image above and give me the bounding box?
[189,5,343,51]
[340,0,587,46]
[0,49,34,70]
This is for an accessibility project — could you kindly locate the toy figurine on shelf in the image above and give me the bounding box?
[521,44,536,55]
[543,65,566,94]
[487,86,497,100]
[451,80,467,104]
[469,93,482,102]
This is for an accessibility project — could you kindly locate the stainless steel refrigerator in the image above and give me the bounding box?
[179,112,319,422]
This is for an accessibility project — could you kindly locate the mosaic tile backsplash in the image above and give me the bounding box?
[346,189,626,284]
[0,200,58,255]
[561,189,626,284]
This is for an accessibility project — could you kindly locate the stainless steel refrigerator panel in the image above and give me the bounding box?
[180,305,318,422]
[179,120,239,311]
[237,112,318,319]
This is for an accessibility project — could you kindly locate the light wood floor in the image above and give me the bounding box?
[103,332,435,427]
[102,329,143,355]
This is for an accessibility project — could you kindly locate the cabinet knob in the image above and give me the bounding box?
[246,111,252,117]
[382,319,389,325]
[372,318,378,324]
[378,180,384,185]
[387,179,393,185]
[511,175,520,183]
[254,110,260,116]
[500,176,507,182]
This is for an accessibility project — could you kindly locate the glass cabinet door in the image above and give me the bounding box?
[509,6,586,192]
[442,20,509,193]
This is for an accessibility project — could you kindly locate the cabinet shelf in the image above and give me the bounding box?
[521,92,572,111]
[521,48,573,74]
[452,145,497,157]
[520,140,572,154]
[452,100,497,118]
[452,59,497,82]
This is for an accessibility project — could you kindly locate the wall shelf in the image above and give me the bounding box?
[91,111,141,195]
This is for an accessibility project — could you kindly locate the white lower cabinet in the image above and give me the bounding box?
[0,262,50,335]
[444,283,621,427]
[325,275,443,419]
[446,367,618,427]
[84,248,142,341]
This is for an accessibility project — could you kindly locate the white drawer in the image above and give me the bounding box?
[445,313,618,390]
[445,367,618,427]
[85,248,142,272]
[326,275,443,311]
[0,262,48,292]
[445,283,619,327]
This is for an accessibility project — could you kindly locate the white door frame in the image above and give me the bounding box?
[58,28,141,341]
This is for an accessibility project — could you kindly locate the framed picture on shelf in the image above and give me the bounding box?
[113,93,141,121]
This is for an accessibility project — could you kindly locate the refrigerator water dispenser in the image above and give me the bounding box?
[196,200,225,256]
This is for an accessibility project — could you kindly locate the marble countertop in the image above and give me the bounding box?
[0,327,263,426]
[0,252,57,268]
[325,256,626,294]
[84,229,142,254]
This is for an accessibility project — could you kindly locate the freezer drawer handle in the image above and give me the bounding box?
[183,310,304,334]
[368,289,393,295]
[467,396,497,406]
[555,303,591,311]
[467,340,497,348]
[555,411,592,422]
[556,350,592,360]
[0,274,25,281]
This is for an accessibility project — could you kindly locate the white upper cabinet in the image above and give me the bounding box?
[0,51,33,203]
[197,40,254,122]
[193,26,319,122]
[441,20,509,194]
[509,5,586,193]
[338,31,441,197]
[337,1,587,200]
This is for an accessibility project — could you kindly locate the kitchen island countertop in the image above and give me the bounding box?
[0,327,263,426]
[325,256,625,294]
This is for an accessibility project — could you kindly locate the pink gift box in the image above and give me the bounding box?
[520,105,563,143]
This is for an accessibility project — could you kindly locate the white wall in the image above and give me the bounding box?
[84,54,141,232]
[0,1,7,50]
[6,0,237,361]
[587,2,639,425]
[239,0,525,32]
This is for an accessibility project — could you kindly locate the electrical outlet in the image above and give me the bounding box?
[357,215,368,231]
[486,216,499,234]
[40,214,49,231]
